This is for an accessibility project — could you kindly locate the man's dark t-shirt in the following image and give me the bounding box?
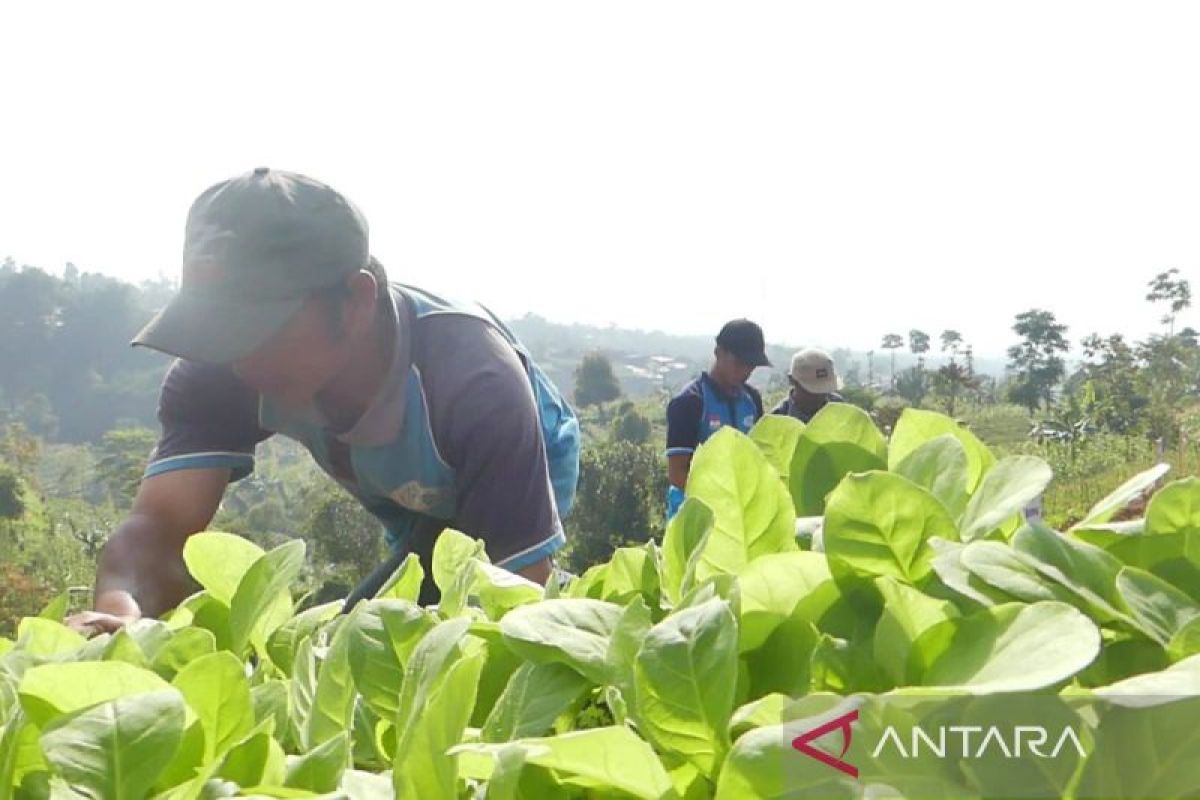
[146,286,566,579]
[771,392,845,424]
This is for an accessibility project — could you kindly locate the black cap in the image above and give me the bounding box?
[716,319,771,367]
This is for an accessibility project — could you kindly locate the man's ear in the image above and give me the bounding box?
[346,270,379,334]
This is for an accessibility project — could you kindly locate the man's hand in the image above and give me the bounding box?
[83,467,227,632]
[64,610,139,638]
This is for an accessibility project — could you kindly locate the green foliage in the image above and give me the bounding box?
[573,351,623,408]
[2,410,1200,797]
[0,466,24,522]
[1006,308,1070,412]
[563,439,666,572]
[611,402,653,444]
[94,427,157,507]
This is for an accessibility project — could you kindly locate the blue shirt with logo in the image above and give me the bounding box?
[664,372,763,517]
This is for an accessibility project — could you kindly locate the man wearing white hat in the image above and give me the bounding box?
[773,348,844,423]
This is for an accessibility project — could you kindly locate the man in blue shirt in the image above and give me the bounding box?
[664,319,769,518]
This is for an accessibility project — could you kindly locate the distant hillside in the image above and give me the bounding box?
[506,313,1008,401]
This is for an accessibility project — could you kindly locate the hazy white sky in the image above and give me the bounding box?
[2,1,1198,356]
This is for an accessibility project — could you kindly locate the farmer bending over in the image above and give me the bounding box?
[68,168,579,635]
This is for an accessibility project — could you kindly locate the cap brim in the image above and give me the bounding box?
[132,290,305,364]
[796,375,841,395]
[743,352,771,368]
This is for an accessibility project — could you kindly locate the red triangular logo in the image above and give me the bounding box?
[791,709,859,778]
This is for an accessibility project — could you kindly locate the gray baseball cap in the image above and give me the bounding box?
[790,348,841,394]
[132,167,370,364]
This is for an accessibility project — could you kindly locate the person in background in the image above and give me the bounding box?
[664,319,769,518]
[773,347,843,423]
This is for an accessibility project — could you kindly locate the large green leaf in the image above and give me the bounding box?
[150,628,217,683]
[172,651,253,762]
[228,539,305,655]
[289,637,317,752]
[1091,652,1200,703]
[452,727,676,800]
[19,662,171,729]
[872,576,959,687]
[687,428,797,582]
[1146,476,1200,535]
[1116,566,1200,647]
[1011,522,1133,625]
[39,689,185,800]
[266,601,340,677]
[748,414,805,481]
[790,403,887,516]
[714,715,858,800]
[304,610,360,749]
[285,732,349,794]
[957,455,1052,542]
[607,597,653,714]
[347,600,434,720]
[912,601,1101,692]
[500,599,624,685]
[1076,692,1200,798]
[481,662,591,743]
[473,561,545,620]
[392,619,486,799]
[594,545,660,608]
[634,597,738,778]
[736,552,839,652]
[892,434,970,518]
[958,540,1072,604]
[431,528,485,618]
[927,538,1011,608]
[14,619,85,659]
[823,471,957,586]
[181,531,266,605]
[1170,616,1200,660]
[1074,462,1171,529]
[377,553,425,603]
[888,408,995,494]
[250,681,289,741]
[743,614,820,699]
[217,721,287,789]
[660,498,714,608]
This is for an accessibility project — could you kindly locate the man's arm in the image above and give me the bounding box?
[665,391,701,488]
[69,468,228,634]
[69,359,266,635]
[667,453,692,491]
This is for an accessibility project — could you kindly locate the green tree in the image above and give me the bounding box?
[1146,268,1192,337]
[894,366,928,406]
[881,333,904,389]
[0,465,24,523]
[563,440,666,572]
[940,330,964,356]
[95,427,157,507]
[909,329,931,370]
[1079,333,1146,434]
[611,402,652,445]
[574,352,622,408]
[1006,310,1069,413]
[303,485,385,579]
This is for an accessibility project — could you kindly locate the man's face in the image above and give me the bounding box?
[715,348,755,386]
[790,378,826,407]
[231,293,353,408]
